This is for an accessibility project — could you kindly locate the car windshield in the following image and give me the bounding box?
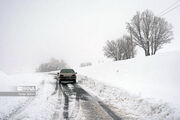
[60,69,75,73]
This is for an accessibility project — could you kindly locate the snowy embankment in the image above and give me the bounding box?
[0,71,57,119]
[77,51,180,120]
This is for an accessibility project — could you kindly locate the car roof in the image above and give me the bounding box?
[61,68,73,70]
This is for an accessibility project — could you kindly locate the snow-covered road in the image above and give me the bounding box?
[1,73,121,120]
[59,83,121,120]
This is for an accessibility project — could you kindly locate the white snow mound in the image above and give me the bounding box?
[77,51,180,119]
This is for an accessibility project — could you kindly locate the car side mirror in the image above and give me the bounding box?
[75,72,77,74]
[57,72,59,75]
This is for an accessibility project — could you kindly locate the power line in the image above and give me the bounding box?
[160,4,180,16]
[159,0,180,16]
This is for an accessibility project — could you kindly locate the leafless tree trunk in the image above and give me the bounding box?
[103,35,136,61]
[103,40,118,61]
[127,10,173,56]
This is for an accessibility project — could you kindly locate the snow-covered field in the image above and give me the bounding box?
[77,51,180,119]
[0,51,180,120]
[0,72,58,120]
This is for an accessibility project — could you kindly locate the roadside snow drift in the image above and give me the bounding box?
[77,51,180,119]
[0,72,49,119]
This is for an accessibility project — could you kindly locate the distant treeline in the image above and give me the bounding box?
[36,58,68,72]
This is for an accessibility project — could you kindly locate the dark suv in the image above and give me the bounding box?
[58,69,77,84]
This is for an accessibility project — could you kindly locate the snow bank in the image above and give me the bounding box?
[0,71,12,91]
[12,75,59,120]
[0,71,47,119]
[77,51,180,119]
[0,71,44,91]
[78,76,175,120]
[0,71,9,80]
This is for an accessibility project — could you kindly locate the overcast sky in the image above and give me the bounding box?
[0,0,180,73]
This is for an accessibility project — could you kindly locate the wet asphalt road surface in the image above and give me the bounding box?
[53,81,121,120]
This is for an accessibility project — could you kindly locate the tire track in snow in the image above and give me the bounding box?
[60,84,79,120]
[51,81,63,120]
[60,83,121,120]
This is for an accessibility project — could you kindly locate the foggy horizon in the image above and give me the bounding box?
[0,0,180,74]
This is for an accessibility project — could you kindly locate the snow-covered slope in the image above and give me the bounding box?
[0,72,48,119]
[77,51,180,118]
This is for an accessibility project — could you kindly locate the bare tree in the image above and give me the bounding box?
[103,40,118,61]
[121,35,136,59]
[127,10,173,56]
[103,35,136,61]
